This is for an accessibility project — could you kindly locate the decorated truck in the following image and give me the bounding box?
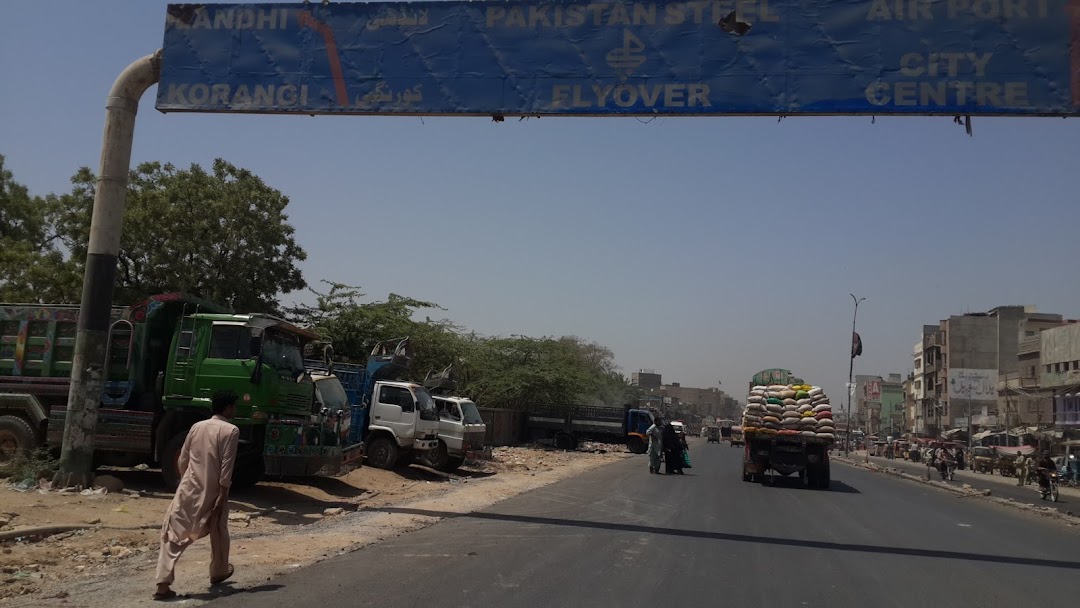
[0,293,362,487]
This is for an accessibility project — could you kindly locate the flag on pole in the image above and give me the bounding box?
[851,332,863,358]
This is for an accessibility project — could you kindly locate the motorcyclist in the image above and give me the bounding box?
[937,446,954,477]
[1035,451,1056,490]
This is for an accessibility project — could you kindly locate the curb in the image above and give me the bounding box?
[832,456,1080,527]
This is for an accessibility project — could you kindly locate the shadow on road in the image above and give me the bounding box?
[753,476,861,494]
[362,506,1080,571]
[828,480,861,494]
[170,583,285,602]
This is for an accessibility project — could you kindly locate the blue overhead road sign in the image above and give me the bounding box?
[158,1,1080,116]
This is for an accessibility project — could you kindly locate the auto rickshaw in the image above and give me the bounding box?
[707,427,720,443]
[970,446,995,474]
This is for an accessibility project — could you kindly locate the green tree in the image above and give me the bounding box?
[49,159,306,311]
[288,283,634,408]
[0,155,78,302]
[288,282,470,378]
[460,335,631,409]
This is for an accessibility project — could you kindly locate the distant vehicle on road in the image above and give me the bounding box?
[707,427,720,443]
[729,425,744,447]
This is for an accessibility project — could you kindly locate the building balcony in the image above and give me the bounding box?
[1018,336,1041,356]
[924,332,945,348]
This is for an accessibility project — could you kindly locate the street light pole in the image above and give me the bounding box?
[846,293,866,458]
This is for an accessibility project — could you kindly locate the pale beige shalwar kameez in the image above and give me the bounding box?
[155,416,240,585]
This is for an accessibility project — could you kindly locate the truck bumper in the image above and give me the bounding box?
[413,438,438,451]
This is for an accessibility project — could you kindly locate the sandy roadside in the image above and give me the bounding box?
[1,445,631,607]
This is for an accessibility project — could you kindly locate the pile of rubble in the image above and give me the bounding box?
[484,444,628,474]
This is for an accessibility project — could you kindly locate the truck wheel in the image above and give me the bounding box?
[626,436,646,454]
[161,432,187,490]
[423,440,450,471]
[231,454,264,489]
[553,432,577,451]
[366,436,399,470]
[0,416,38,468]
[742,470,752,482]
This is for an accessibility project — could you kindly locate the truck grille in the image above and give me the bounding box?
[282,393,310,411]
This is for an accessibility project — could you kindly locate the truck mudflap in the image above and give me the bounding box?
[263,421,362,477]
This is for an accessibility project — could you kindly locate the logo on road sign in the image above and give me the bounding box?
[606,30,646,81]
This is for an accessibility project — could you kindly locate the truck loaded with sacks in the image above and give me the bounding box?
[741,376,835,489]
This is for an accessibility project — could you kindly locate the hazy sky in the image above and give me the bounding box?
[3,1,1079,406]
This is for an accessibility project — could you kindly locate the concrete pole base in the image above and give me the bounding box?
[51,471,95,491]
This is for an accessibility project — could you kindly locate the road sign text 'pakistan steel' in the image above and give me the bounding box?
[159,1,1080,116]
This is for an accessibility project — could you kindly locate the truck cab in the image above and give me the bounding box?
[415,365,486,471]
[367,380,440,465]
[423,396,486,472]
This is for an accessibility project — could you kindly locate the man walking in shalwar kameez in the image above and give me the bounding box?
[646,417,664,474]
[154,390,240,600]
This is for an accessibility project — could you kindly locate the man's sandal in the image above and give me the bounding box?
[210,564,235,586]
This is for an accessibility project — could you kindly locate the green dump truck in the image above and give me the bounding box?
[0,293,362,487]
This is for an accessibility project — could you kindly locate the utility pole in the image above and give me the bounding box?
[53,51,162,489]
[845,293,866,457]
[1005,387,1012,448]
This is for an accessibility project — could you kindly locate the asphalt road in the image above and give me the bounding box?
[852,452,1078,515]
[210,439,1080,608]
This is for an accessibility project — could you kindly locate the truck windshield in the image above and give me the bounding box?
[262,330,306,380]
[315,377,350,410]
[459,400,483,425]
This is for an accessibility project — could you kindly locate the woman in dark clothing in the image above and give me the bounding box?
[662,423,684,475]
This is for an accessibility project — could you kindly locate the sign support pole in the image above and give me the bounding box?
[846,294,864,458]
[53,51,163,489]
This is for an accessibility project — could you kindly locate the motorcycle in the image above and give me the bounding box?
[938,458,956,481]
[1039,470,1060,502]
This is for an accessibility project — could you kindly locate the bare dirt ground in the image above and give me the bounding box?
[0,443,630,607]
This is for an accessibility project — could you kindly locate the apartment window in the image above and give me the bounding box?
[1046,364,1053,373]
[1055,363,1062,373]
[914,380,921,390]
[1074,361,1079,371]
[1030,366,1036,377]
[914,358,922,369]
